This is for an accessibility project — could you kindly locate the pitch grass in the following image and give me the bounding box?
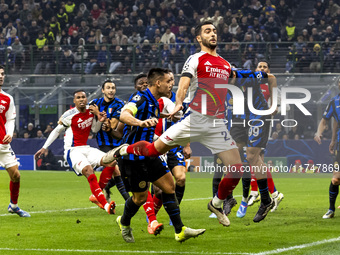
[0,171,340,255]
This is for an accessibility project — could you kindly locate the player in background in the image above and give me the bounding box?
[241,61,284,213]
[105,21,274,225]
[143,71,190,230]
[88,80,129,207]
[34,90,116,215]
[0,65,30,217]
[315,78,340,218]
[110,68,205,243]
[103,73,148,193]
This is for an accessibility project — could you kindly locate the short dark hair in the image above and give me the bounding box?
[0,64,5,71]
[147,68,169,86]
[101,79,115,89]
[195,21,216,36]
[258,60,270,69]
[134,73,147,86]
[73,89,86,97]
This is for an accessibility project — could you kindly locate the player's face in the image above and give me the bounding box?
[198,24,217,50]
[74,91,87,110]
[0,68,5,87]
[158,73,172,97]
[168,72,174,95]
[135,77,148,92]
[256,62,270,73]
[102,82,116,101]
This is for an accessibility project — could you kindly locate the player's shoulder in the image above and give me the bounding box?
[0,90,14,102]
[62,107,79,119]
[112,97,125,106]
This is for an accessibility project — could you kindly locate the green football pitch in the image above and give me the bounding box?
[0,170,339,255]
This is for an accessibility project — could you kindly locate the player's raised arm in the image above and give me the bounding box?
[314,118,328,145]
[170,76,190,119]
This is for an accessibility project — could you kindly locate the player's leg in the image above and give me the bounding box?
[323,170,340,218]
[6,165,30,217]
[248,171,260,206]
[151,156,205,242]
[70,148,115,214]
[169,148,186,205]
[112,164,130,200]
[3,145,30,217]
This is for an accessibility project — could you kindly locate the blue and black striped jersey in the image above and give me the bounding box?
[231,70,269,119]
[90,97,124,147]
[323,94,340,141]
[123,88,160,160]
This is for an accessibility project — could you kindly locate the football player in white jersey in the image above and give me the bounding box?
[35,90,116,215]
[0,65,30,217]
[105,21,274,225]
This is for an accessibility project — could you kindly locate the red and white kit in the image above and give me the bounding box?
[0,90,18,168]
[159,51,238,154]
[42,107,105,175]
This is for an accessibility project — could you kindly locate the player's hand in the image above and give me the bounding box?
[2,134,12,144]
[314,133,322,145]
[183,144,192,159]
[89,104,99,116]
[140,118,158,128]
[102,119,111,132]
[160,112,170,118]
[169,104,183,121]
[98,111,107,122]
[34,148,47,160]
[329,140,336,154]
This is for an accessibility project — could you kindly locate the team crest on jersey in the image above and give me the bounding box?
[228,98,233,105]
[132,94,141,101]
[154,108,159,117]
[139,181,146,189]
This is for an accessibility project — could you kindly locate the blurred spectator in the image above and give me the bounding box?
[276,0,291,24]
[21,123,36,138]
[161,44,171,68]
[283,20,297,42]
[109,45,124,73]
[11,37,25,72]
[134,46,145,73]
[244,26,257,41]
[282,134,289,140]
[309,43,321,73]
[323,47,337,72]
[36,149,60,170]
[145,18,158,41]
[290,159,305,173]
[95,44,110,74]
[271,131,279,140]
[72,45,88,73]
[296,46,310,72]
[57,8,68,30]
[243,44,257,70]
[85,44,99,74]
[323,26,337,41]
[311,27,322,41]
[34,45,53,74]
[311,9,321,25]
[211,10,223,28]
[305,17,316,35]
[35,130,46,139]
[275,123,286,139]
[59,48,74,74]
[91,4,101,20]
[36,31,47,50]
[262,0,276,16]
[220,26,233,43]
[329,0,340,17]
[305,160,319,173]
[43,124,53,138]
[314,1,325,15]
[161,28,176,44]
[301,29,309,41]
[115,29,128,46]
[229,18,239,35]
[122,18,133,37]
[294,134,300,140]
[144,44,159,72]
[207,1,218,17]
[23,132,29,139]
[264,16,280,42]
[288,126,301,139]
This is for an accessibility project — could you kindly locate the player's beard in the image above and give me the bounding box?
[201,37,217,50]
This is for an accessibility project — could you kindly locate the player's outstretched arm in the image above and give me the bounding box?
[329,120,338,154]
[120,108,158,128]
[34,123,65,159]
[170,76,190,119]
[314,118,328,145]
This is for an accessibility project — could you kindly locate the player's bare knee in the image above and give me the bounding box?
[332,178,340,185]
[175,175,186,187]
[82,166,94,178]
[7,166,20,181]
[132,192,148,206]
